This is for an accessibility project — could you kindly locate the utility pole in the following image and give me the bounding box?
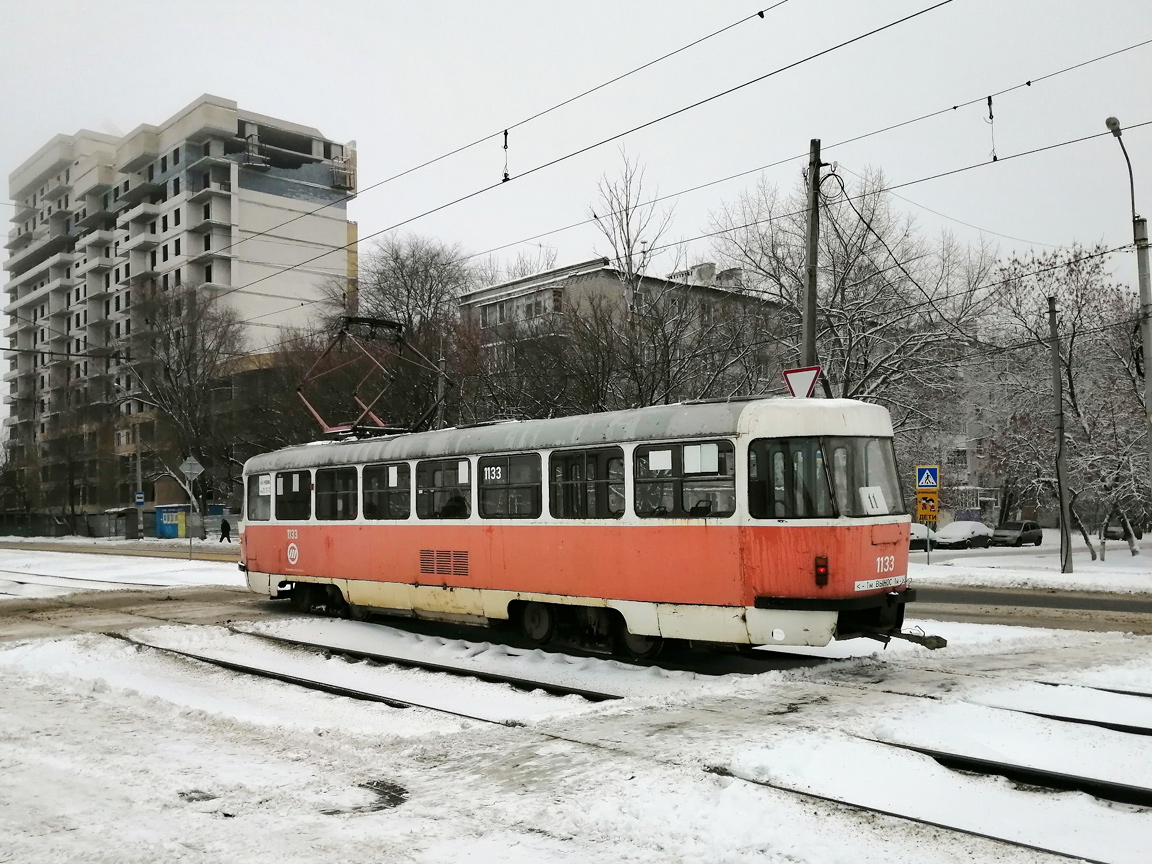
[802,138,821,369]
[1106,117,1152,489]
[1049,297,1073,573]
[135,424,143,538]
[435,354,447,430]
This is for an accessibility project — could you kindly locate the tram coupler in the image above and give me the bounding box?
[859,626,947,650]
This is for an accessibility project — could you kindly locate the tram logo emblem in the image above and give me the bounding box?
[915,466,939,490]
[286,542,299,566]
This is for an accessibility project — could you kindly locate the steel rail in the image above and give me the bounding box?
[228,625,622,702]
[703,765,1115,864]
[869,738,1152,807]
[103,631,525,726]
[0,567,170,589]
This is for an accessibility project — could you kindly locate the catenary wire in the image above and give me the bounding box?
[162,2,796,266]
[204,1,956,310]
[220,34,1152,308]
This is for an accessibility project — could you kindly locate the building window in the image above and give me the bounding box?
[162,244,168,262]
[416,459,471,519]
[172,177,180,196]
[274,471,311,520]
[147,165,155,181]
[363,463,411,519]
[174,238,181,256]
[634,441,736,518]
[115,295,120,312]
[149,220,156,234]
[160,156,167,173]
[173,207,181,226]
[203,203,211,220]
[124,291,130,308]
[162,273,169,290]
[478,454,541,518]
[315,467,358,520]
[124,263,130,279]
[151,250,157,268]
[204,264,213,283]
[162,215,168,232]
[203,234,210,251]
[172,146,180,165]
[174,267,181,285]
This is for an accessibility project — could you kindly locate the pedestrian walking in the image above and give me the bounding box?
[220,517,231,543]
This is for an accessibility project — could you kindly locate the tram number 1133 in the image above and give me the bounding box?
[876,555,897,573]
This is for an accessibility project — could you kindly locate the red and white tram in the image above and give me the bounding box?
[241,397,922,657]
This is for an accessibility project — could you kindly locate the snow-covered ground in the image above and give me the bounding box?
[0,548,244,599]
[911,535,1150,593]
[2,581,1151,863]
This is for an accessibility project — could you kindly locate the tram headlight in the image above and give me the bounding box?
[814,556,829,587]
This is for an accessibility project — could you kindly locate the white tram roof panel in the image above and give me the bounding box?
[243,398,893,474]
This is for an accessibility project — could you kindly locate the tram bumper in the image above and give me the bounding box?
[753,589,915,643]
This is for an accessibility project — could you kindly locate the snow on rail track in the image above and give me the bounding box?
[119,625,608,725]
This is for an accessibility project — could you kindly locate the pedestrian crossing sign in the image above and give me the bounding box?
[915,466,939,490]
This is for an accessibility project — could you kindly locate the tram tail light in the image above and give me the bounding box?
[814,556,829,586]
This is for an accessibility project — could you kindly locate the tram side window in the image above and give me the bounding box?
[549,447,625,519]
[479,454,541,519]
[275,470,311,520]
[634,441,735,518]
[315,467,358,521]
[748,438,834,519]
[247,474,271,521]
[416,459,471,519]
[363,463,411,520]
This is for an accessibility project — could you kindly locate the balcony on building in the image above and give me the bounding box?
[10,200,35,223]
[189,180,233,203]
[75,228,114,252]
[185,150,234,175]
[120,201,160,225]
[72,163,116,199]
[5,225,35,251]
[77,253,114,277]
[115,128,160,174]
[122,231,159,253]
[76,192,117,229]
[42,174,72,203]
[114,176,162,210]
[4,222,74,276]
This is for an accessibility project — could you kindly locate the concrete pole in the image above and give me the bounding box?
[1134,216,1152,489]
[135,425,143,537]
[802,139,821,369]
[435,355,447,430]
[1049,297,1073,573]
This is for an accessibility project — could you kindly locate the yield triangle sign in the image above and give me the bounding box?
[783,365,820,398]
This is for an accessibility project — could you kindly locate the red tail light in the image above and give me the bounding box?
[814,556,829,586]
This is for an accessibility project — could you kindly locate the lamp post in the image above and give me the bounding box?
[1106,117,1152,489]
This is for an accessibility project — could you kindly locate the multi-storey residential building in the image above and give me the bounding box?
[3,95,357,519]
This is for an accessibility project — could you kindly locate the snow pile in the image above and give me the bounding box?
[911,538,1151,593]
[240,617,705,698]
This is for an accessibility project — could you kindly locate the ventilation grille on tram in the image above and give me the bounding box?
[419,550,469,577]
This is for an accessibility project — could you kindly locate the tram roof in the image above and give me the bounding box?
[243,397,892,473]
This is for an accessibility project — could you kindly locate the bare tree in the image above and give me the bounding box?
[128,284,245,513]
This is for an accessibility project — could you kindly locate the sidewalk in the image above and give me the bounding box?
[0,535,239,563]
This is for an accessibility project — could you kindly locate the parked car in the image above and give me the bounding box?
[934,520,994,549]
[992,520,1043,547]
[1104,522,1144,541]
[909,522,938,551]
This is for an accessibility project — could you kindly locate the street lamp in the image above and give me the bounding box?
[1107,117,1152,490]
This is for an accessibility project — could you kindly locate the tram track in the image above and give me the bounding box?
[0,567,171,591]
[6,596,1147,862]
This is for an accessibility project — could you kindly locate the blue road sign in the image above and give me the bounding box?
[134,491,145,506]
[915,466,939,490]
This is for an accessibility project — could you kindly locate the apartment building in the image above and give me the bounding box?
[3,94,357,517]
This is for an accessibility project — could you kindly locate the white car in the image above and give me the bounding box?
[909,522,937,550]
[934,520,994,549]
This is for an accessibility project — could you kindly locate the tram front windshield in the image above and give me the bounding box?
[748,436,906,519]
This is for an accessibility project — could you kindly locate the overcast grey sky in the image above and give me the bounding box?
[4,0,1151,284]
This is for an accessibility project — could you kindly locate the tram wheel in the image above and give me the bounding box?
[613,621,664,660]
[290,582,314,614]
[325,585,350,618]
[520,602,555,645]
